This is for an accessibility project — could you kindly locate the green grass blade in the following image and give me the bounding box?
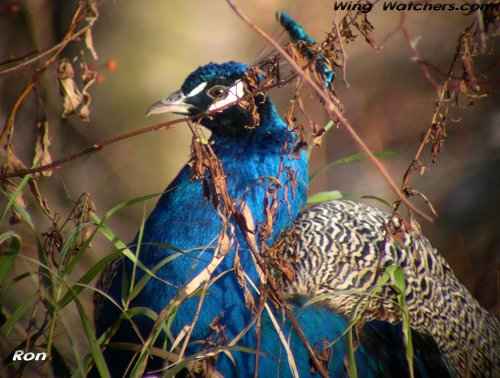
[0,173,33,227]
[128,252,181,302]
[0,295,36,337]
[72,295,110,378]
[0,231,21,286]
[307,190,343,204]
[58,249,121,308]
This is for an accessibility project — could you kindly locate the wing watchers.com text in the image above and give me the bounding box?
[333,2,499,13]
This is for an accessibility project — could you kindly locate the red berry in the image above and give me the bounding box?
[6,4,21,14]
[105,59,117,72]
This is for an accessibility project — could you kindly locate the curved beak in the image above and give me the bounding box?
[145,89,193,117]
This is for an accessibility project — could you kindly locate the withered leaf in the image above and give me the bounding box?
[217,230,232,257]
[4,144,27,172]
[189,136,207,179]
[279,261,296,283]
[405,188,438,218]
[240,74,260,129]
[73,192,96,246]
[340,18,357,44]
[79,66,97,121]
[386,214,410,247]
[234,250,256,312]
[209,313,226,334]
[33,115,52,177]
[57,59,84,118]
[235,200,256,235]
[312,127,326,146]
[458,32,480,93]
[357,14,376,47]
[310,341,332,375]
[28,179,51,217]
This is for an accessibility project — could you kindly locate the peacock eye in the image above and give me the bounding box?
[207,85,228,100]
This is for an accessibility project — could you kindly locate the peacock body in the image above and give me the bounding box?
[93,12,499,378]
[283,200,499,376]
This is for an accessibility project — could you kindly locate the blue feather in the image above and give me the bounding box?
[278,12,334,89]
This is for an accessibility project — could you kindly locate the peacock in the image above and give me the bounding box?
[93,12,499,377]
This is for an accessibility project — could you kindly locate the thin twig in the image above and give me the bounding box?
[331,13,350,87]
[0,119,179,180]
[401,26,441,91]
[0,25,92,77]
[378,11,406,48]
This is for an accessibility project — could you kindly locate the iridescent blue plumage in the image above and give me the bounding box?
[279,12,334,89]
[94,59,311,376]
[92,13,468,378]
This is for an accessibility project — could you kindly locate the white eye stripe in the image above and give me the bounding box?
[186,81,207,97]
[208,80,244,112]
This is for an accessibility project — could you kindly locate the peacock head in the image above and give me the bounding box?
[146,61,270,136]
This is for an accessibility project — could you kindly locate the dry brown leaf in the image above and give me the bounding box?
[57,59,84,118]
[310,340,332,375]
[33,117,52,177]
[189,136,207,180]
[217,230,232,257]
[458,32,479,93]
[279,261,296,283]
[28,179,51,217]
[3,143,27,172]
[405,188,438,218]
[259,186,279,245]
[2,133,51,222]
[340,17,357,44]
[43,219,64,267]
[79,65,97,121]
[235,200,256,236]
[312,127,326,146]
[385,214,406,247]
[240,71,261,129]
[234,250,256,312]
[357,14,376,47]
[73,192,96,246]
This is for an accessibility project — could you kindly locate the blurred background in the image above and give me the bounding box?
[1,0,499,370]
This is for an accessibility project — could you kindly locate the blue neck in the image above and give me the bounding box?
[97,98,309,375]
[146,99,308,258]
